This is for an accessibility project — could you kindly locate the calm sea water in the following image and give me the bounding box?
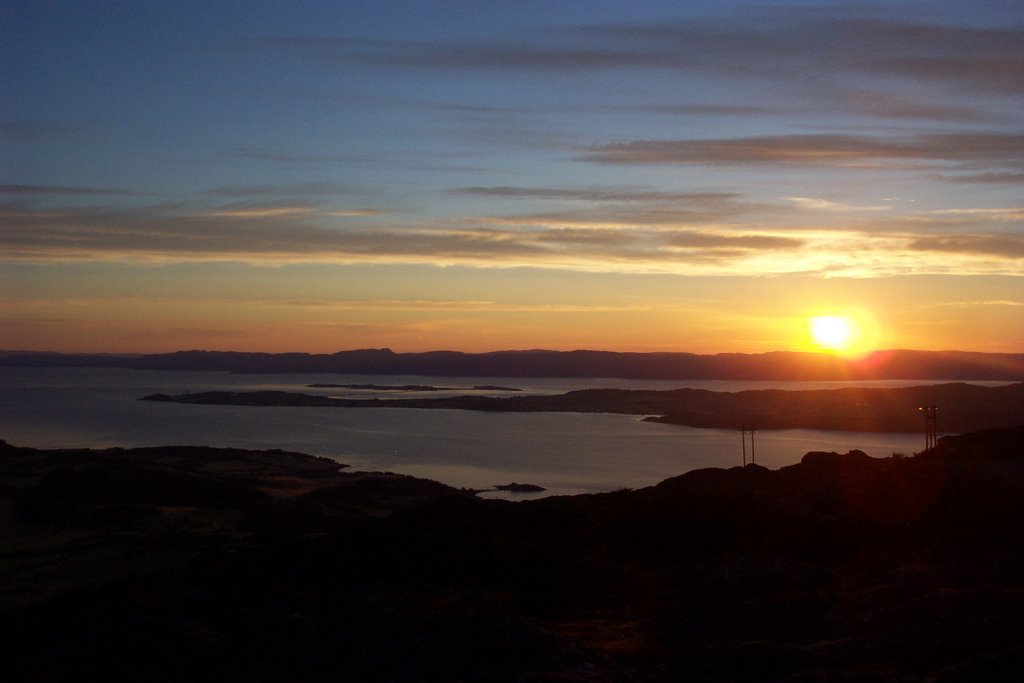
[1,367,1002,498]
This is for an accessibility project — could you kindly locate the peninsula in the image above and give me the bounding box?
[141,381,1024,433]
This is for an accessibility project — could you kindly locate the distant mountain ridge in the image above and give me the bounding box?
[2,348,1023,380]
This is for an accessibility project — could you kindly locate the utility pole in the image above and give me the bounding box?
[740,426,756,465]
[919,405,938,451]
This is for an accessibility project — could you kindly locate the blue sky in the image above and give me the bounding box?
[2,1,1022,353]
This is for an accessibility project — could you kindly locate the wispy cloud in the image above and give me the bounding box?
[203,205,318,218]
[251,14,1024,115]
[259,299,650,313]
[579,133,1024,168]
[664,233,804,250]
[199,205,382,219]
[1,296,648,315]
[2,201,1021,277]
[233,146,355,164]
[637,92,1010,125]
[248,34,649,71]
[203,182,359,197]
[589,15,1024,97]
[448,185,769,228]
[449,186,738,204]
[255,16,1023,83]
[0,184,154,197]
[933,172,1024,184]
[932,300,1024,308]
[784,197,891,212]
[233,145,485,173]
[888,208,1024,233]
[908,234,1024,260]
[643,103,774,117]
[0,199,799,267]
[816,90,1013,124]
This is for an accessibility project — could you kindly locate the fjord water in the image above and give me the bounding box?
[1,367,985,497]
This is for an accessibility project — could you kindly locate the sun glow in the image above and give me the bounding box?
[811,316,852,347]
[809,315,857,352]
[802,307,886,357]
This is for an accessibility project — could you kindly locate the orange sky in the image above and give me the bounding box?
[2,262,1021,354]
[2,2,1022,355]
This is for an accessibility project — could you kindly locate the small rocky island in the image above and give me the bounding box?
[493,482,546,493]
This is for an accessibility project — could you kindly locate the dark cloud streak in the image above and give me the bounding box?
[203,182,358,197]
[254,15,1024,100]
[580,133,1024,168]
[909,234,1024,260]
[1,184,154,197]
[934,172,1024,184]
[4,201,1020,275]
[449,186,768,227]
[233,147,355,164]
[666,233,804,250]
[449,186,738,203]
[0,203,802,266]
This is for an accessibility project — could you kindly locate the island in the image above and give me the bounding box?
[3,427,1023,680]
[141,381,1024,433]
[493,482,546,493]
[307,383,521,391]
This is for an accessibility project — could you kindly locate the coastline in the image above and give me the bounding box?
[140,381,1024,433]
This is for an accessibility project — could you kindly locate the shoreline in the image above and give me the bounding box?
[140,380,1024,433]
[4,429,1023,679]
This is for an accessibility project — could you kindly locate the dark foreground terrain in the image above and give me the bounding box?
[3,428,1024,681]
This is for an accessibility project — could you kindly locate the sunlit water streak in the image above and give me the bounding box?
[1,368,1006,499]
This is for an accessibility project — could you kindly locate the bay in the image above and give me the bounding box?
[1,367,1002,498]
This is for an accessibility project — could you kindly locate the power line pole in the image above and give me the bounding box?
[919,405,938,451]
[740,426,756,465]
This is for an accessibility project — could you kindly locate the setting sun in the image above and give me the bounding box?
[810,315,855,351]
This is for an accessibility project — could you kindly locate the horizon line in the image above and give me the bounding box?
[3,347,1023,357]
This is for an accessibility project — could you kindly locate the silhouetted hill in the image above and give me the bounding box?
[3,429,1024,680]
[3,347,1023,379]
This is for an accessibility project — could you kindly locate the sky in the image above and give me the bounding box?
[1,0,1022,355]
